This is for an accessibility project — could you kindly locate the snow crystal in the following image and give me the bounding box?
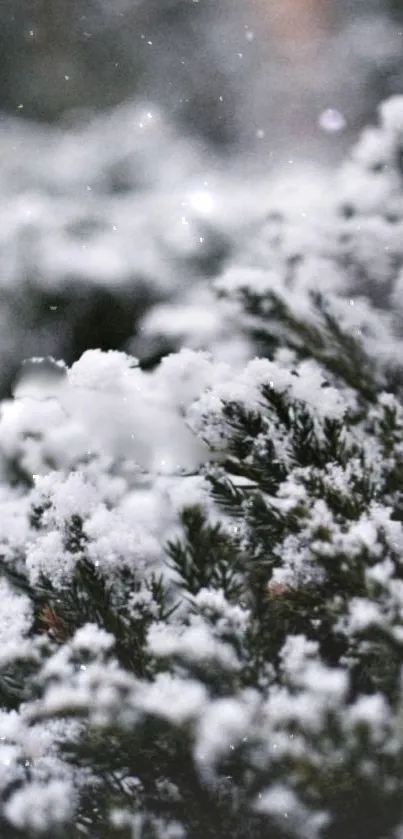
[32,471,99,525]
[281,359,348,421]
[26,529,75,585]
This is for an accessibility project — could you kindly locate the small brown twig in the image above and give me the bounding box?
[39,605,70,643]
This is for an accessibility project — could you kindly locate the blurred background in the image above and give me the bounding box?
[0,0,402,396]
[1,0,402,157]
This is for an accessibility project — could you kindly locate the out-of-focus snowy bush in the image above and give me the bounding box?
[0,0,402,396]
[138,94,403,378]
[4,87,403,399]
[1,0,403,156]
[0,102,245,394]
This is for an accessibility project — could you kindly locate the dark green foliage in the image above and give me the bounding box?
[166,505,245,601]
[63,718,267,839]
[216,284,381,401]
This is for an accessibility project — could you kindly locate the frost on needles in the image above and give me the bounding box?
[2,98,403,839]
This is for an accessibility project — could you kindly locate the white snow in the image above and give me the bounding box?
[136,674,207,725]
[0,579,32,666]
[5,779,75,831]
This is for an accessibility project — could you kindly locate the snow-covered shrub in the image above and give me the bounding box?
[3,98,403,839]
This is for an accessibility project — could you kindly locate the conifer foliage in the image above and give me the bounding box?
[2,99,403,839]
